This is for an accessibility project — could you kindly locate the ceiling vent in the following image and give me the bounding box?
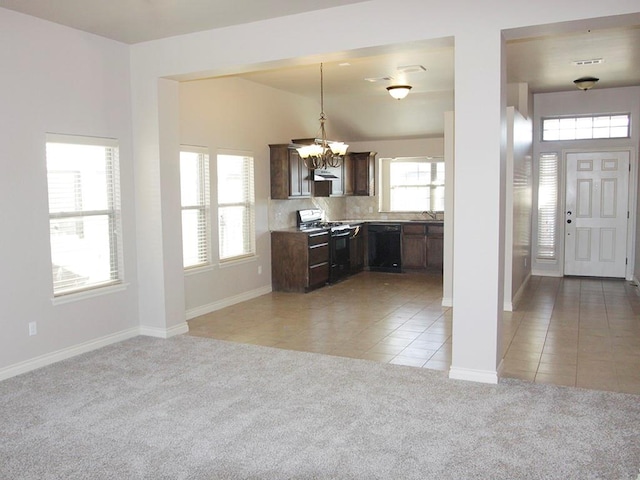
[364,76,394,83]
[397,65,427,73]
[572,58,604,66]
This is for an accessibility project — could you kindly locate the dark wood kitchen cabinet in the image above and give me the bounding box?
[271,230,329,292]
[402,223,444,272]
[344,151,376,196]
[426,224,444,271]
[269,144,312,199]
[402,223,427,270]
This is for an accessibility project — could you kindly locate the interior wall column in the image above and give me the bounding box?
[131,76,187,338]
[449,28,507,384]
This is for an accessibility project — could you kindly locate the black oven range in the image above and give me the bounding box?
[297,209,356,284]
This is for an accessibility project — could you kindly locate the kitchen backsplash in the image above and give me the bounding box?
[269,197,347,230]
[269,196,443,230]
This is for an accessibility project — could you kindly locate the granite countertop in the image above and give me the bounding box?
[271,219,443,233]
[339,219,444,225]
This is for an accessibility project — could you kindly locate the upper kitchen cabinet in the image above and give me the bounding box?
[270,144,312,199]
[345,151,376,196]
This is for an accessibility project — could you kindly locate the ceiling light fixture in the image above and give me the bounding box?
[296,63,348,169]
[573,76,599,91]
[386,85,412,100]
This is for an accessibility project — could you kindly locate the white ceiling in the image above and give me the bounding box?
[0,0,369,44]
[2,1,638,142]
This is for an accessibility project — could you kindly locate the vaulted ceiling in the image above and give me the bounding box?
[2,1,638,141]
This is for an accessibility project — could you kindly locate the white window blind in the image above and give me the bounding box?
[536,153,558,260]
[46,134,122,296]
[380,157,444,212]
[180,147,210,269]
[217,153,255,261]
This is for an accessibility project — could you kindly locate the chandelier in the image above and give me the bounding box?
[296,63,348,169]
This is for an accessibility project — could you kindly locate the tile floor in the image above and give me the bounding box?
[187,271,640,394]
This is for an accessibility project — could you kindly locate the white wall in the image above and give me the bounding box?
[0,9,138,376]
[504,107,533,310]
[532,86,640,278]
[179,77,320,316]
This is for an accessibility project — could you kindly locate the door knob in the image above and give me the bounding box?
[567,211,572,216]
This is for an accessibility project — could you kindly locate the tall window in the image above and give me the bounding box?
[217,153,255,261]
[180,147,210,269]
[536,153,559,261]
[46,134,122,296]
[380,157,445,212]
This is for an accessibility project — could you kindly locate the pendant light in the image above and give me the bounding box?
[296,63,348,169]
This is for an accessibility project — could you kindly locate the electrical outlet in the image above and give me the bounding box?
[258,265,262,275]
[28,322,37,336]
[368,206,373,213]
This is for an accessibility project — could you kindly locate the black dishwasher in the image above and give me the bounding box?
[368,224,402,273]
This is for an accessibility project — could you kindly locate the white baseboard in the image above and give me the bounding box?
[448,365,499,384]
[0,327,140,382]
[531,268,562,277]
[185,285,272,320]
[511,273,531,310]
[504,273,532,312]
[0,320,194,382]
[139,322,189,339]
[441,297,453,308]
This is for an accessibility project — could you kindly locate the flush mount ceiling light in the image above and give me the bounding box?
[296,63,348,169]
[386,85,412,100]
[573,76,599,91]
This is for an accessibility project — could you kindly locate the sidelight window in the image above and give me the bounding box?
[535,153,559,261]
[217,153,255,262]
[46,134,123,296]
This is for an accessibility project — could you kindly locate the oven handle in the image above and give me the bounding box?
[332,230,351,238]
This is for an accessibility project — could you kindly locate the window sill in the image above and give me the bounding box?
[51,282,130,305]
[184,264,216,276]
[219,254,259,268]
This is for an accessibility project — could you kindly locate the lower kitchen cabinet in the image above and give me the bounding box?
[402,224,427,270]
[401,223,444,272]
[426,225,444,271]
[271,230,329,292]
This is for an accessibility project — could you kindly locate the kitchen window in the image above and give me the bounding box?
[380,157,444,212]
[180,146,210,269]
[45,134,123,296]
[217,152,255,262]
[542,114,630,141]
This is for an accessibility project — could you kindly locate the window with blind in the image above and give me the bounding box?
[217,153,255,261]
[380,157,445,212]
[536,153,558,261]
[180,147,210,269]
[46,134,122,296]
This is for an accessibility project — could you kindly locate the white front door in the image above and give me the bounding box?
[564,151,630,278]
